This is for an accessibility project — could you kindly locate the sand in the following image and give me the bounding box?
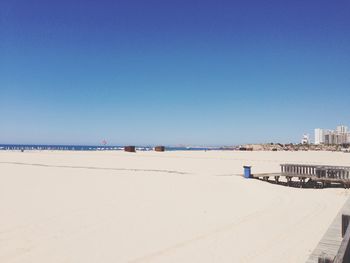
[0,150,349,263]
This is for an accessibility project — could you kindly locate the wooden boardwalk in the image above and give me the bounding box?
[251,164,350,188]
[306,197,350,263]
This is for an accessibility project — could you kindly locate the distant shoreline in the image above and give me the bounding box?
[0,143,349,152]
[0,144,217,151]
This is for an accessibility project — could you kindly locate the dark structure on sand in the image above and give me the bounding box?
[154,146,165,152]
[124,146,136,152]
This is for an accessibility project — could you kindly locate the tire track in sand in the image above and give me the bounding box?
[0,161,188,175]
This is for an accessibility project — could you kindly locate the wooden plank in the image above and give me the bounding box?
[333,215,350,263]
[341,215,350,238]
[306,198,350,263]
[251,173,280,178]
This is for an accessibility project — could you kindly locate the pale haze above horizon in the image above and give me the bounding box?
[1,0,349,145]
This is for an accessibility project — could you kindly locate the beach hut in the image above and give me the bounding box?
[124,146,136,152]
[154,146,165,152]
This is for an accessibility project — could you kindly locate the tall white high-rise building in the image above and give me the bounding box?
[314,128,325,144]
[337,125,348,134]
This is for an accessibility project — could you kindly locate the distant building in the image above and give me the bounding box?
[337,125,348,134]
[324,132,336,145]
[315,125,349,145]
[314,129,325,145]
[301,134,310,144]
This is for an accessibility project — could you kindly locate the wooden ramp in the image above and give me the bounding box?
[306,197,350,263]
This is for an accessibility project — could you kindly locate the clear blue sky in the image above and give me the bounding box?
[1,0,349,145]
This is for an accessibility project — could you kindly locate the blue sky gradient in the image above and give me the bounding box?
[1,0,350,145]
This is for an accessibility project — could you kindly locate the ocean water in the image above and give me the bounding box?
[0,144,217,151]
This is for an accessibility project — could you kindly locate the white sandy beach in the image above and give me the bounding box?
[0,150,349,263]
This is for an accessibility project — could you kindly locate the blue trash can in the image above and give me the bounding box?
[243,166,252,178]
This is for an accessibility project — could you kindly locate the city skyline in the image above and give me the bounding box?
[1,0,350,145]
[315,125,350,145]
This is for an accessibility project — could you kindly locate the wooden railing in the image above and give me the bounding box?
[333,215,350,263]
[280,164,350,181]
[319,215,350,263]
